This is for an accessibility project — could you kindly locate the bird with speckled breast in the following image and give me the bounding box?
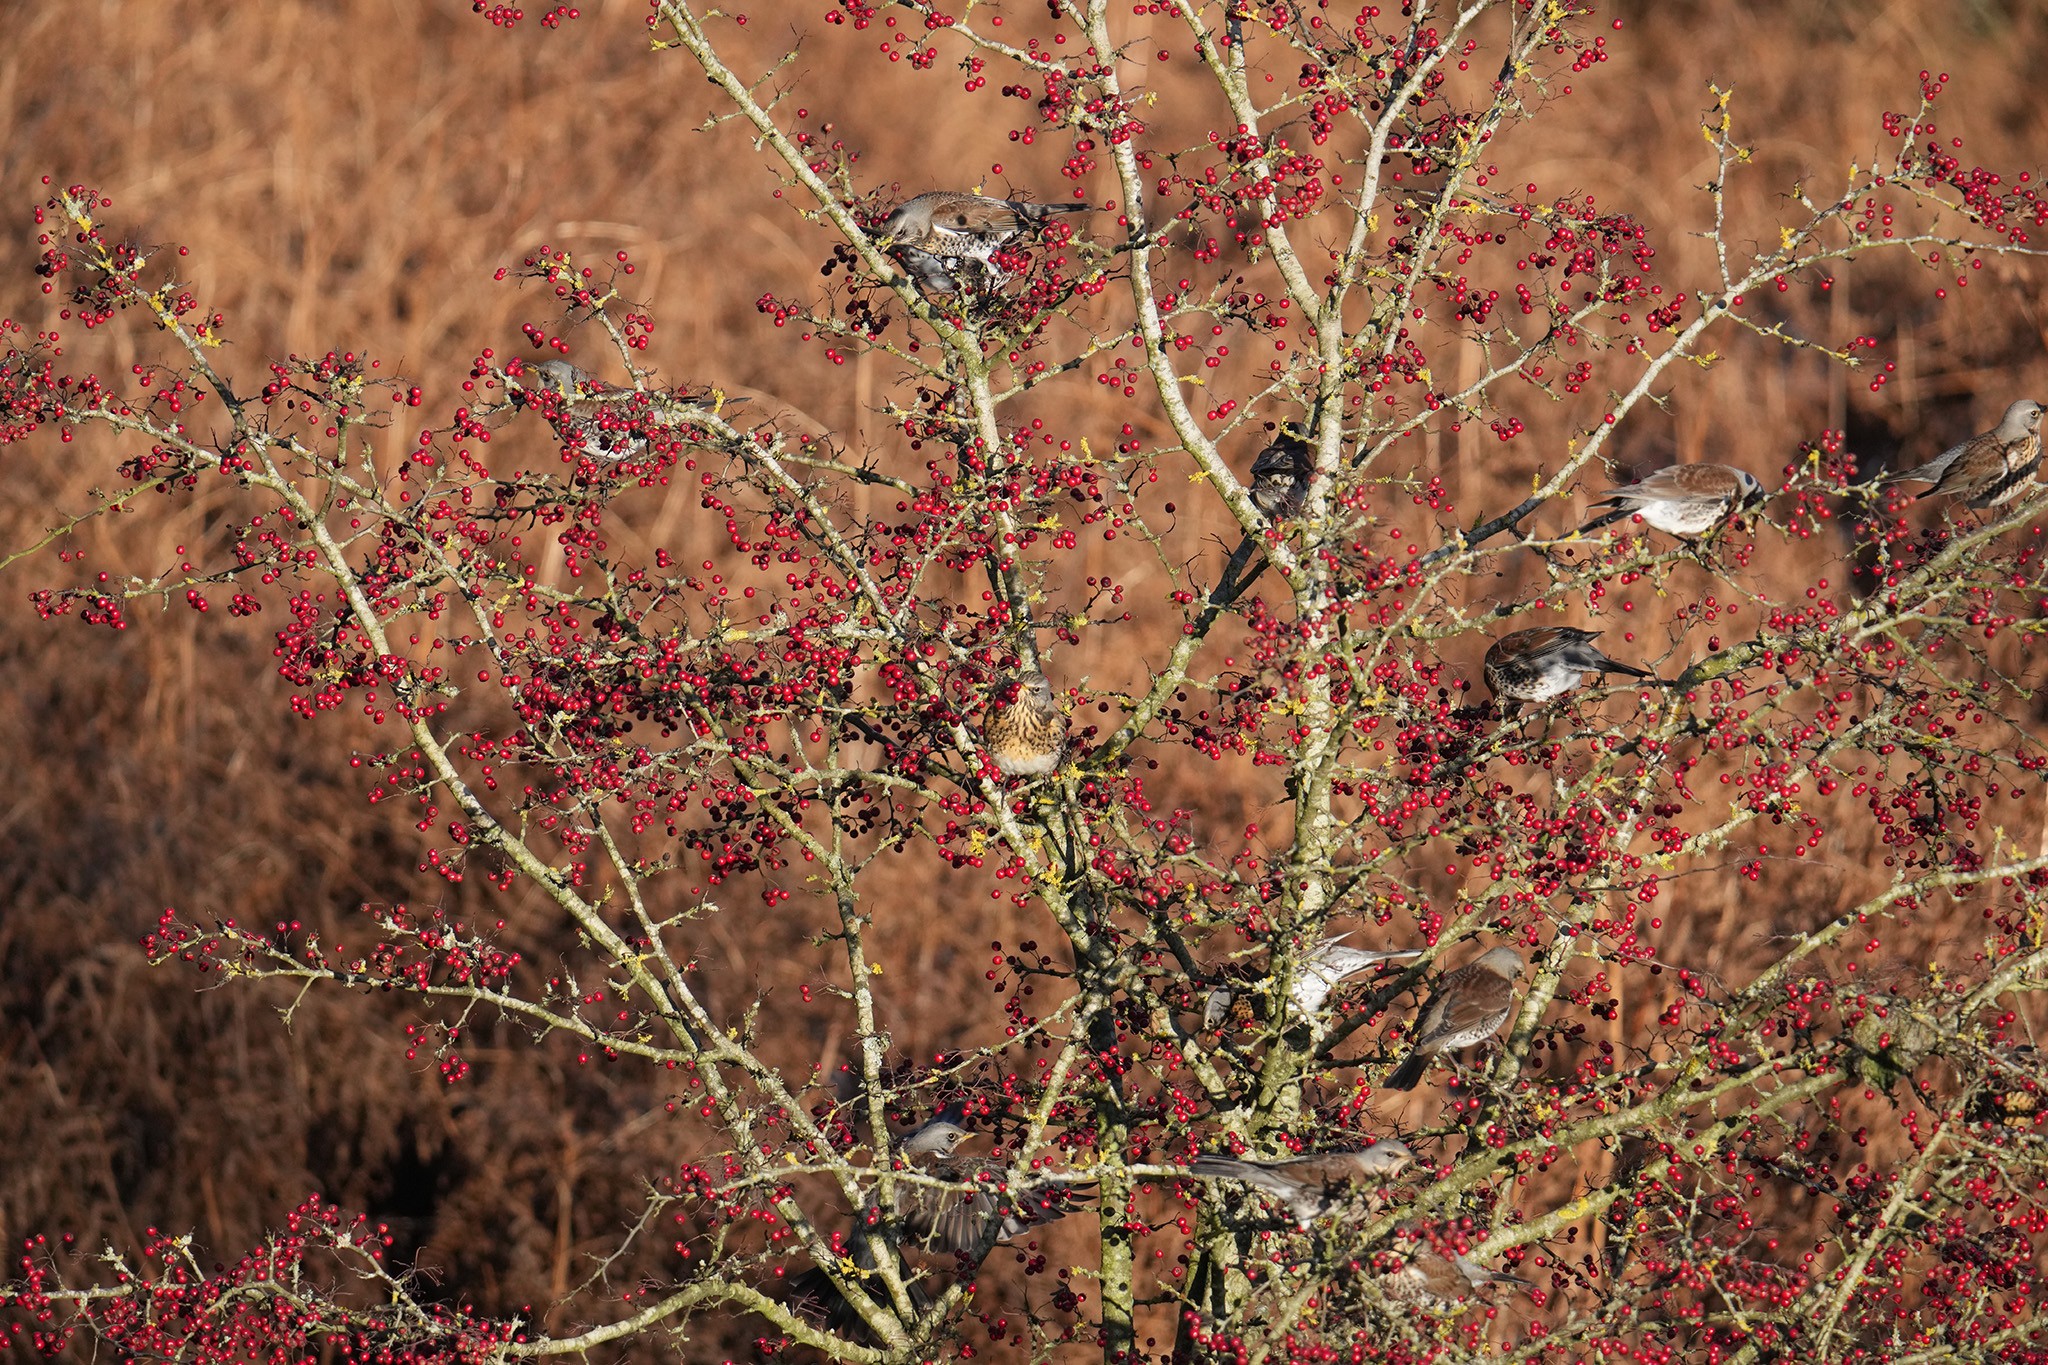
[1882,398,2046,509]
[1383,947,1524,1091]
[983,670,1067,777]
[1482,627,1651,715]
[1377,1225,1534,1312]
[880,192,1087,290]
[1579,462,1767,538]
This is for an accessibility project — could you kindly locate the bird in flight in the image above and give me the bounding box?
[892,1115,1094,1264]
[1187,1138,1414,1228]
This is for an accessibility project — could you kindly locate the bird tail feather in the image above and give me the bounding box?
[1384,1053,1429,1091]
[1575,506,1630,535]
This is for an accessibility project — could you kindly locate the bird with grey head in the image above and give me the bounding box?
[984,669,1067,777]
[1189,1138,1415,1229]
[1383,947,1525,1091]
[509,358,649,463]
[1376,1224,1534,1312]
[891,1115,1095,1264]
[1879,397,2047,510]
[879,191,1088,291]
[1578,462,1768,540]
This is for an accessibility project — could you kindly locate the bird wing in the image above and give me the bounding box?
[1415,973,1512,1047]
[1190,1156,1296,1197]
[1190,1156,1326,1224]
[1279,1154,1367,1188]
[1960,446,2042,507]
[1250,436,1308,478]
[1599,464,1685,503]
[899,1161,1088,1260]
[1918,438,2012,503]
[1013,201,1089,224]
[1409,981,1457,1043]
[929,196,1024,238]
[895,246,960,295]
[994,1176,1095,1239]
[896,1162,1001,1260]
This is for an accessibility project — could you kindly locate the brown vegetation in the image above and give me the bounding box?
[3,2,2048,1361]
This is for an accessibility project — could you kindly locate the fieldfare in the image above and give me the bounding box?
[1189,1138,1415,1229]
[1578,462,1766,538]
[984,670,1066,776]
[1883,398,2046,509]
[893,1117,1094,1263]
[1249,432,1313,520]
[1288,935,1423,1019]
[1201,937,1419,1031]
[1377,1225,1533,1311]
[1483,626,1651,714]
[1383,947,1524,1091]
[879,192,1087,289]
[509,358,648,463]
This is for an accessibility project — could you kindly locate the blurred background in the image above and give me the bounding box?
[1,0,2046,1353]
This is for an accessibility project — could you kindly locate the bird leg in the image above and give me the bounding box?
[1444,1040,1514,1105]
[963,243,1010,290]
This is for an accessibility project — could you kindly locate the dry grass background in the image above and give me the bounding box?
[3,0,2048,1357]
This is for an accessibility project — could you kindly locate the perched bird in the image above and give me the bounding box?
[1383,947,1524,1091]
[893,244,963,296]
[1200,936,1418,1031]
[1882,398,2046,509]
[893,1118,1094,1263]
[1288,936,1423,1019]
[519,358,598,396]
[1578,463,1767,538]
[1189,1139,1415,1229]
[879,192,1087,288]
[1249,432,1312,520]
[1201,984,1240,1033]
[1482,626,1651,714]
[983,670,1067,777]
[510,359,647,463]
[1377,1226,1533,1312]
[1965,1046,2042,1132]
